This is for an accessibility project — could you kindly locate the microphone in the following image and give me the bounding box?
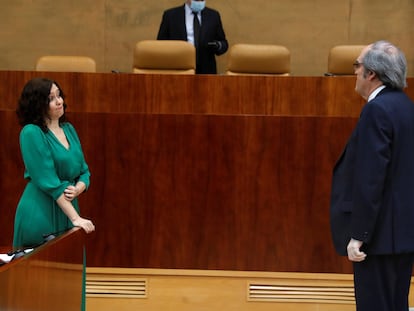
[7,248,26,257]
[11,249,26,259]
[4,228,70,262]
[6,247,34,261]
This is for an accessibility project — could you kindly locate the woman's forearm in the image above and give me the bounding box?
[55,193,95,233]
[56,194,81,222]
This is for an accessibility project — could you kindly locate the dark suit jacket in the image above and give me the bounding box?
[157,4,228,74]
[330,88,414,256]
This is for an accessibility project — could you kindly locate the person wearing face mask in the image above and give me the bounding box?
[157,0,228,74]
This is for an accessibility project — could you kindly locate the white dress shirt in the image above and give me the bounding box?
[368,85,386,102]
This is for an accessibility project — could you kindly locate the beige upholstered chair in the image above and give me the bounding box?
[226,44,290,76]
[132,40,196,74]
[326,45,366,76]
[35,56,96,72]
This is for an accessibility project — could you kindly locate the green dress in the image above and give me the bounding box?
[13,122,90,248]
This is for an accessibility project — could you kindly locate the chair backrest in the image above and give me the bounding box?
[326,45,366,76]
[36,56,96,73]
[226,44,290,76]
[132,40,196,74]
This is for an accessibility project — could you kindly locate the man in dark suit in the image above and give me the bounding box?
[330,40,414,311]
[157,0,228,74]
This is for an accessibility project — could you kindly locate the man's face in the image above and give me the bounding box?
[354,46,371,99]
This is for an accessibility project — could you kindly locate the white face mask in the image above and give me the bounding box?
[190,0,206,13]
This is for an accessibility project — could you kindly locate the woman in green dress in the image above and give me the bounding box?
[13,77,95,248]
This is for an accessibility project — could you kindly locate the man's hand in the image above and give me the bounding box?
[207,41,221,51]
[347,238,367,262]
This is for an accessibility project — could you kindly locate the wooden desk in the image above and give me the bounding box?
[0,71,369,116]
[0,228,85,311]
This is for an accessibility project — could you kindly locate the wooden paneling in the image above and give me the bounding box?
[0,71,370,115]
[2,72,414,274]
[75,113,355,273]
[0,109,354,273]
[85,267,414,311]
[1,72,413,116]
[86,268,357,311]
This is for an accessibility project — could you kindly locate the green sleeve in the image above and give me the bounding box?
[20,124,70,200]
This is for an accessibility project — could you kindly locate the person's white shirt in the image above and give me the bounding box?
[368,85,386,102]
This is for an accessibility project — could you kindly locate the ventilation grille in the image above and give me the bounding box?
[248,283,355,304]
[86,276,147,298]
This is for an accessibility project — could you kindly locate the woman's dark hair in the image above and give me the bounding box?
[16,77,67,132]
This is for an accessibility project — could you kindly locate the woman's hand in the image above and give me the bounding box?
[72,217,95,234]
[64,184,84,201]
[56,190,94,234]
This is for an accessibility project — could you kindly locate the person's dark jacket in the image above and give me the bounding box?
[330,88,414,256]
[157,4,228,74]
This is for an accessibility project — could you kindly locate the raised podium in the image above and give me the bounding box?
[0,228,85,311]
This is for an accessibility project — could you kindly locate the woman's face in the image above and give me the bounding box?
[47,83,64,121]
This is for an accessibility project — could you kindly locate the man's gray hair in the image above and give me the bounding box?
[362,40,407,90]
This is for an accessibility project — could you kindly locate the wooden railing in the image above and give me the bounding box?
[0,228,85,311]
